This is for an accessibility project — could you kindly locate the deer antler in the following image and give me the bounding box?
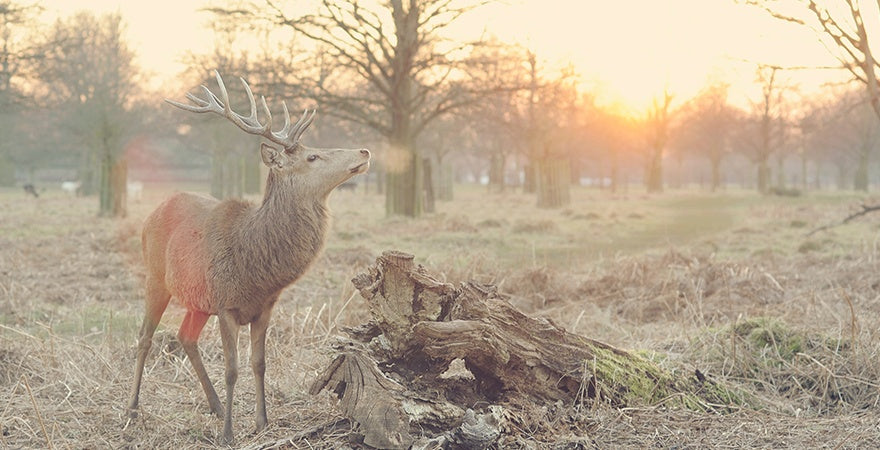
[166,71,315,149]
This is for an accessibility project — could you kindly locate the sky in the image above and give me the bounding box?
[38,0,848,114]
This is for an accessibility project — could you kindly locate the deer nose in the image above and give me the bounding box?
[360,149,371,158]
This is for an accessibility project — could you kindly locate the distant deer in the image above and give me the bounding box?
[23,183,39,198]
[127,180,143,203]
[61,181,81,196]
[126,71,370,444]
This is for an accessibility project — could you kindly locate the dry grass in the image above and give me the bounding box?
[2,184,880,448]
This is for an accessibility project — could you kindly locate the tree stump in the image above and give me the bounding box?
[311,251,744,449]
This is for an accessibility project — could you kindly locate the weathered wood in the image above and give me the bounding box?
[309,349,413,449]
[314,251,745,448]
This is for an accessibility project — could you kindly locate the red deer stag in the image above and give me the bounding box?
[126,71,370,444]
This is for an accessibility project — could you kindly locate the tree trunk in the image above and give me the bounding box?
[523,163,536,194]
[646,147,663,193]
[536,158,571,208]
[423,157,435,213]
[775,155,786,189]
[609,154,619,193]
[801,153,808,191]
[757,158,770,194]
[440,160,454,201]
[488,153,505,193]
[99,155,126,217]
[385,134,422,217]
[854,146,870,191]
[836,163,847,190]
[79,149,96,197]
[311,251,746,448]
[710,156,722,192]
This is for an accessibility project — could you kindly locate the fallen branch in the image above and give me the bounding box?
[808,203,880,236]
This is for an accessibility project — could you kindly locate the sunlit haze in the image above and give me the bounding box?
[39,0,846,113]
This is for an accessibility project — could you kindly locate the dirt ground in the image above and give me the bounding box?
[1,184,880,449]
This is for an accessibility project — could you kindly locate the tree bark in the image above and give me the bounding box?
[710,155,722,192]
[423,157,435,214]
[99,156,126,217]
[385,132,423,217]
[646,147,664,193]
[854,146,870,191]
[536,158,571,208]
[311,251,746,448]
[757,157,770,194]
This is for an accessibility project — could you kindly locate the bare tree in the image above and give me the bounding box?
[225,0,490,217]
[0,0,43,185]
[594,109,640,193]
[751,0,880,118]
[643,90,675,193]
[751,0,880,188]
[36,12,139,216]
[676,82,741,191]
[818,88,879,190]
[180,10,265,200]
[736,65,790,193]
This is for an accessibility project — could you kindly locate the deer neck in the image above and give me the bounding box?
[245,171,329,281]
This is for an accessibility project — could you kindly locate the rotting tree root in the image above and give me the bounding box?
[310,251,747,449]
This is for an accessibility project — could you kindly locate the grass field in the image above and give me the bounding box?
[2,183,880,448]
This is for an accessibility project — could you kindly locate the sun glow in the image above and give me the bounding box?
[457,0,843,114]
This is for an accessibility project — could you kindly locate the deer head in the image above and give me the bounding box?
[167,71,370,196]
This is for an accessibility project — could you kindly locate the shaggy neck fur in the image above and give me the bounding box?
[227,171,330,297]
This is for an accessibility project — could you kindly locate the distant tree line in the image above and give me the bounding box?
[4,0,880,219]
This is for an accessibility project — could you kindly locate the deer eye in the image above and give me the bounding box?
[307,154,318,162]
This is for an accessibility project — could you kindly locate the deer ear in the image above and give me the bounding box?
[260,143,285,169]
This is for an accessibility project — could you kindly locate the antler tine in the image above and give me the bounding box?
[166,70,309,149]
[259,95,273,134]
[271,101,293,144]
[165,85,223,113]
[214,71,231,113]
[291,109,317,143]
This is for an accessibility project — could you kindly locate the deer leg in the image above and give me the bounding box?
[127,279,171,417]
[177,310,223,417]
[249,306,274,432]
[218,311,240,444]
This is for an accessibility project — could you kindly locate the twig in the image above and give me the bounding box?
[839,289,859,352]
[22,376,53,450]
[795,352,880,388]
[808,203,880,236]
[239,418,349,450]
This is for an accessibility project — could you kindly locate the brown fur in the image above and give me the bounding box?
[127,142,369,443]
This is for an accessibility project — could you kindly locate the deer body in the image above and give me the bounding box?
[126,72,369,444]
[149,188,326,319]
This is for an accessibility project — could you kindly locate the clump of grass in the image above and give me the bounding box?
[476,218,505,228]
[798,240,822,253]
[443,215,478,232]
[688,317,879,414]
[572,211,601,220]
[790,220,808,228]
[335,230,369,241]
[512,219,557,234]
